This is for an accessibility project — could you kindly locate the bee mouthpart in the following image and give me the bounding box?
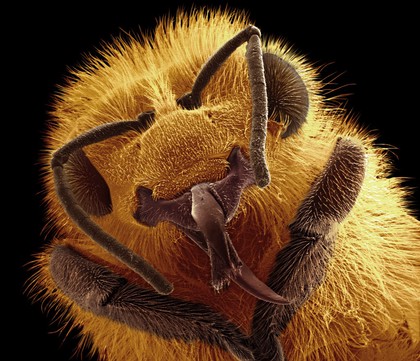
[134,148,289,304]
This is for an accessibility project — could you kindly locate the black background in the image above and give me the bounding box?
[11,1,418,360]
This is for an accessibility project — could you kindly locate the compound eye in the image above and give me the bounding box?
[65,149,112,217]
[263,53,309,138]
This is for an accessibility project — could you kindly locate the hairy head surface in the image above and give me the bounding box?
[33,7,420,361]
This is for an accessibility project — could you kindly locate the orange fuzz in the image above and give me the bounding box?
[29,8,420,361]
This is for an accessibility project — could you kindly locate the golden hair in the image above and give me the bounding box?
[29,8,419,360]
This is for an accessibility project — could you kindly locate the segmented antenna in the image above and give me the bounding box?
[177,25,270,187]
[51,120,174,295]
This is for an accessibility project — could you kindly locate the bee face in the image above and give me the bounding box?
[134,109,236,199]
[30,8,420,361]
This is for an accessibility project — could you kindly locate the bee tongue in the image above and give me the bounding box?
[135,147,289,304]
[231,264,290,305]
[190,183,289,305]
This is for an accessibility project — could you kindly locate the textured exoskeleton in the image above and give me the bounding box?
[29,9,420,361]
